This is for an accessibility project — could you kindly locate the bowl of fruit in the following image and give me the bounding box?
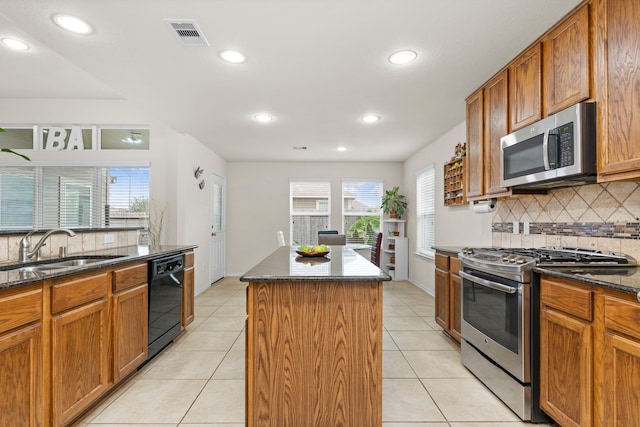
[295,244,330,257]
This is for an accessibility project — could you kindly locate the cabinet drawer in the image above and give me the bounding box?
[113,263,147,292]
[0,285,42,334]
[450,257,461,275]
[604,295,640,340]
[435,253,450,270]
[185,252,194,268]
[541,277,593,321]
[51,272,109,314]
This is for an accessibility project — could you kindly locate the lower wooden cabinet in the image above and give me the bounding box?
[50,273,110,427]
[112,283,148,382]
[182,252,195,328]
[539,275,640,426]
[434,251,461,342]
[0,323,43,427]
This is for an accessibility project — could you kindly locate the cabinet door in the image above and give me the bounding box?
[52,299,109,427]
[510,43,542,130]
[543,4,590,115]
[434,268,449,331]
[601,294,640,426]
[449,272,462,343]
[483,70,511,197]
[539,306,593,427]
[0,324,42,427]
[182,267,195,327]
[465,88,484,200]
[113,284,148,382]
[595,0,640,181]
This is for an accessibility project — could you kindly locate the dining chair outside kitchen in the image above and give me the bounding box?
[318,233,346,245]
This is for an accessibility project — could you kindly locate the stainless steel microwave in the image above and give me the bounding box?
[500,102,596,189]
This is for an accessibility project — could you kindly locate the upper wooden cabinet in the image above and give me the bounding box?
[543,4,591,116]
[465,88,484,200]
[510,43,542,130]
[483,70,511,198]
[594,0,640,182]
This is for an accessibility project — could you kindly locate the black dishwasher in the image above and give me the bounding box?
[147,253,184,361]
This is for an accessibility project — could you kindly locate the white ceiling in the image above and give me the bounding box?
[0,0,582,162]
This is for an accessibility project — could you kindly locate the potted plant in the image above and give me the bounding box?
[381,186,407,219]
[0,128,30,160]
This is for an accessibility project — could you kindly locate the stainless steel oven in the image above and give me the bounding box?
[459,251,534,421]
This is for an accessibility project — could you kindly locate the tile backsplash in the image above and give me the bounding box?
[491,182,640,260]
[0,229,140,264]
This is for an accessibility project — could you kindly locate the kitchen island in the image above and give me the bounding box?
[240,245,390,427]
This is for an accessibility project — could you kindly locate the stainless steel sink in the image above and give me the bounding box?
[1,255,125,273]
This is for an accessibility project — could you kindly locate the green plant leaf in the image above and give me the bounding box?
[1,148,31,161]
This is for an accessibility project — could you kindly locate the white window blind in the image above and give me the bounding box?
[290,180,330,245]
[342,180,382,246]
[416,165,435,257]
[0,166,149,231]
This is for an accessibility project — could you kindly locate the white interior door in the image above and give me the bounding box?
[210,173,225,284]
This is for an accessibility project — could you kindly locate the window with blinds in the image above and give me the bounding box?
[416,165,435,257]
[290,180,330,245]
[342,180,382,246]
[0,166,149,231]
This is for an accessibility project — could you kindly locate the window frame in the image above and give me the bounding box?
[416,164,436,259]
[289,179,331,246]
[341,179,383,246]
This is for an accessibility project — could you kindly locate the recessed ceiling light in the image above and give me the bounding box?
[337,146,347,152]
[53,14,93,35]
[1,38,29,51]
[362,115,381,123]
[254,113,273,123]
[389,50,417,65]
[219,50,247,64]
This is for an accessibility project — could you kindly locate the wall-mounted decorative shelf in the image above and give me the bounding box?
[444,145,466,206]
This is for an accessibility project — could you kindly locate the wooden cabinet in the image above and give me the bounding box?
[539,277,594,427]
[0,285,43,427]
[246,278,382,426]
[466,88,484,200]
[539,274,640,426]
[112,262,148,382]
[182,251,195,328]
[543,3,591,115]
[434,251,461,343]
[50,272,110,427]
[601,294,640,426]
[594,0,640,182]
[444,157,466,206]
[483,70,511,198]
[510,43,542,130]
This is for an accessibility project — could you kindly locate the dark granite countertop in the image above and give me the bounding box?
[0,244,197,291]
[240,246,391,282]
[535,266,640,296]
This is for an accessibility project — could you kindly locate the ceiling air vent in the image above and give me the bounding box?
[165,19,209,46]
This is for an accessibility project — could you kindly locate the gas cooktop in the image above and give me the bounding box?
[460,246,636,267]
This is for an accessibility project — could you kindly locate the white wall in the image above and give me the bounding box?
[226,161,404,275]
[403,121,492,293]
[0,98,225,294]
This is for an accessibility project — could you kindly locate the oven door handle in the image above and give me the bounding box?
[459,271,517,294]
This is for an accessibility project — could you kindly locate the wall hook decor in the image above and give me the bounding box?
[194,166,204,179]
[199,180,205,190]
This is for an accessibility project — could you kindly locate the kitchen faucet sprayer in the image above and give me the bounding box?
[18,228,76,262]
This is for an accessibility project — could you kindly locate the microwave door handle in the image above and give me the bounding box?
[542,129,551,170]
[459,271,517,294]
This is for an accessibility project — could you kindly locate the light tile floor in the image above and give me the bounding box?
[75,277,548,426]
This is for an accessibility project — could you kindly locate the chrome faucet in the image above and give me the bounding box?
[19,228,76,262]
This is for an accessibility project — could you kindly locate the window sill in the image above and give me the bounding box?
[414,251,434,261]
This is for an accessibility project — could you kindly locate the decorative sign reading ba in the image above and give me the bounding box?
[42,126,89,151]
